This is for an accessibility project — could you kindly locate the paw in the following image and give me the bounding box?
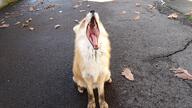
[100,101,108,108]
[78,86,84,93]
[87,101,96,108]
[107,78,112,83]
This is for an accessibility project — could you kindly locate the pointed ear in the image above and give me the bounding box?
[73,25,79,33]
[73,18,85,33]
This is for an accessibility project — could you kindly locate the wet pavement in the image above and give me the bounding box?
[0,0,192,108]
[165,0,192,14]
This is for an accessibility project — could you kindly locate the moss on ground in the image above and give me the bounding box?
[0,0,17,9]
[186,15,192,22]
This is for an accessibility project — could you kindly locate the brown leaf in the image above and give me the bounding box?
[87,4,91,8]
[136,3,141,7]
[15,21,21,25]
[170,68,192,80]
[73,4,80,9]
[37,0,44,4]
[121,68,134,81]
[74,20,79,24]
[1,21,5,24]
[26,18,32,23]
[185,11,192,16]
[168,13,178,19]
[49,17,54,20]
[133,15,140,21]
[120,10,127,15]
[0,24,10,28]
[79,10,86,13]
[54,24,61,29]
[45,4,55,9]
[29,6,36,12]
[147,4,155,10]
[29,27,34,31]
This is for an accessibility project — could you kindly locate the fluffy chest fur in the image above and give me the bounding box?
[76,36,110,82]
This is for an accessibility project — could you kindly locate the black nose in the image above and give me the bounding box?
[90,10,95,14]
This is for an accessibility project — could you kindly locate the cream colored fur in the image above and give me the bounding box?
[73,12,111,108]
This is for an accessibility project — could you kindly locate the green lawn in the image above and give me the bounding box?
[0,0,17,9]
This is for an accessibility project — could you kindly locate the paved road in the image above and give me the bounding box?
[0,0,192,108]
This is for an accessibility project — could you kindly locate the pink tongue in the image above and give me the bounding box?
[91,34,98,49]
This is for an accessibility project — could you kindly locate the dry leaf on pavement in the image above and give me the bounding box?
[121,68,134,81]
[79,10,86,13]
[168,13,178,19]
[170,68,192,80]
[185,11,192,16]
[136,3,141,7]
[147,4,155,10]
[15,21,21,25]
[1,21,5,24]
[120,10,127,15]
[26,18,32,23]
[74,20,79,24]
[73,4,80,9]
[54,24,61,29]
[49,17,54,20]
[133,15,140,21]
[29,27,34,31]
[45,4,55,9]
[29,6,36,12]
[0,24,9,28]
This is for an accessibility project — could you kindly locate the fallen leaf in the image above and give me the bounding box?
[0,24,10,28]
[134,11,140,14]
[133,15,140,21]
[49,17,54,20]
[79,10,86,13]
[168,13,178,19]
[45,4,55,9]
[87,4,91,8]
[121,68,134,81]
[74,20,79,24]
[29,27,34,31]
[37,0,44,4]
[26,18,32,23]
[29,6,36,12]
[22,23,29,28]
[121,10,127,15]
[185,11,192,16]
[15,21,21,25]
[73,4,80,9]
[1,21,5,24]
[147,4,155,10]
[54,24,61,29]
[170,68,192,80]
[136,3,141,7]
[0,18,4,22]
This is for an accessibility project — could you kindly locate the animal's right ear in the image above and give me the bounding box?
[73,25,78,33]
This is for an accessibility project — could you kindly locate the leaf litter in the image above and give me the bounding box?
[54,24,61,29]
[168,13,178,19]
[121,68,134,81]
[170,67,192,80]
[0,24,10,28]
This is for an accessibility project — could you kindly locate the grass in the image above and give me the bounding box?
[0,0,17,9]
[186,15,192,22]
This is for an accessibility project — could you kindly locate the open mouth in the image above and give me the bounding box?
[86,15,100,50]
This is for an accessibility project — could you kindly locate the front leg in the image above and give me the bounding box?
[98,81,108,108]
[86,81,96,108]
